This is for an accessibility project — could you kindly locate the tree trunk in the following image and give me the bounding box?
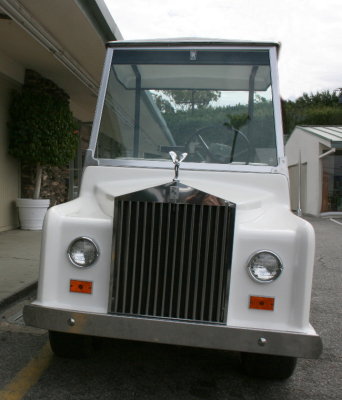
[33,163,43,199]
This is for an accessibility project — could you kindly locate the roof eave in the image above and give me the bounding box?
[75,0,123,42]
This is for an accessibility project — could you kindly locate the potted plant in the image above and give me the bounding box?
[8,70,78,230]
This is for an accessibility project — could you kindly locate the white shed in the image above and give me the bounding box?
[285,126,342,216]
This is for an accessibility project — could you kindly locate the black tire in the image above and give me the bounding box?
[49,331,94,359]
[240,352,297,379]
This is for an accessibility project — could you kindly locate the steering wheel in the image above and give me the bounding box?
[186,126,215,161]
[185,124,251,163]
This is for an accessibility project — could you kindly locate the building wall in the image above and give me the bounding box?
[286,127,330,215]
[0,73,20,231]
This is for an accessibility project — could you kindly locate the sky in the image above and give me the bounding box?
[104,0,342,101]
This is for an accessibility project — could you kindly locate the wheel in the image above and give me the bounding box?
[49,331,94,359]
[240,352,297,379]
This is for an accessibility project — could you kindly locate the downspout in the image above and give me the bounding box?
[296,151,302,217]
[319,148,336,159]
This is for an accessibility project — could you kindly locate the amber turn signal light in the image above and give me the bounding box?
[249,296,274,311]
[70,279,93,294]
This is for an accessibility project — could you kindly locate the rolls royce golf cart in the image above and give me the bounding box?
[24,39,322,379]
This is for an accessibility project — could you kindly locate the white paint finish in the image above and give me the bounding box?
[228,206,315,331]
[36,204,112,313]
[35,165,316,334]
[82,166,291,221]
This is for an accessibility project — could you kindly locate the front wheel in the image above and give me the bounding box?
[49,331,94,359]
[240,352,297,379]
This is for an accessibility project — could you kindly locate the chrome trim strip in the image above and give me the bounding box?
[269,46,285,160]
[92,159,281,174]
[24,304,323,359]
[87,48,113,152]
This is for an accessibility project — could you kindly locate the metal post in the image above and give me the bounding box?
[133,65,141,157]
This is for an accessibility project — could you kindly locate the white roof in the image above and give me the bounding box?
[108,38,280,49]
[297,126,342,148]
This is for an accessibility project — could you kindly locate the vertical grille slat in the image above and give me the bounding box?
[111,197,235,324]
[122,201,132,313]
[161,203,172,316]
[176,204,187,319]
[113,201,124,312]
[184,204,196,318]
[137,202,148,315]
[200,206,212,321]
[192,205,203,320]
[145,202,155,315]
[129,202,140,313]
[209,207,220,321]
[153,203,164,316]
[168,204,179,318]
[216,206,230,322]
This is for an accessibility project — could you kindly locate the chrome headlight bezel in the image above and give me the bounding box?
[67,237,99,268]
[247,250,283,283]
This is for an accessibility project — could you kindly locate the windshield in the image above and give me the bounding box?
[95,48,278,166]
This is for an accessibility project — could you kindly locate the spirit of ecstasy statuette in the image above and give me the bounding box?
[169,151,187,182]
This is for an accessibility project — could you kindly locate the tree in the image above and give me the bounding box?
[8,70,78,199]
[158,89,221,112]
[282,90,342,135]
[295,90,339,107]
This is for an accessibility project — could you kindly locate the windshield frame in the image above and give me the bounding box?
[86,42,285,173]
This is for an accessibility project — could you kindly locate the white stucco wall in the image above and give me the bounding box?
[0,70,21,231]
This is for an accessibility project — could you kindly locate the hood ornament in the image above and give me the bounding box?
[169,151,187,182]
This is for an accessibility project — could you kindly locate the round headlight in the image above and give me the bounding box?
[247,251,283,283]
[67,237,99,267]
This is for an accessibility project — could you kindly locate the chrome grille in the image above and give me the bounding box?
[110,193,235,324]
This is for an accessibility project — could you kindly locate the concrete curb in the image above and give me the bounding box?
[0,281,37,310]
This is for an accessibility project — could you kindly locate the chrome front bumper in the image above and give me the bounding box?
[23,304,322,358]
